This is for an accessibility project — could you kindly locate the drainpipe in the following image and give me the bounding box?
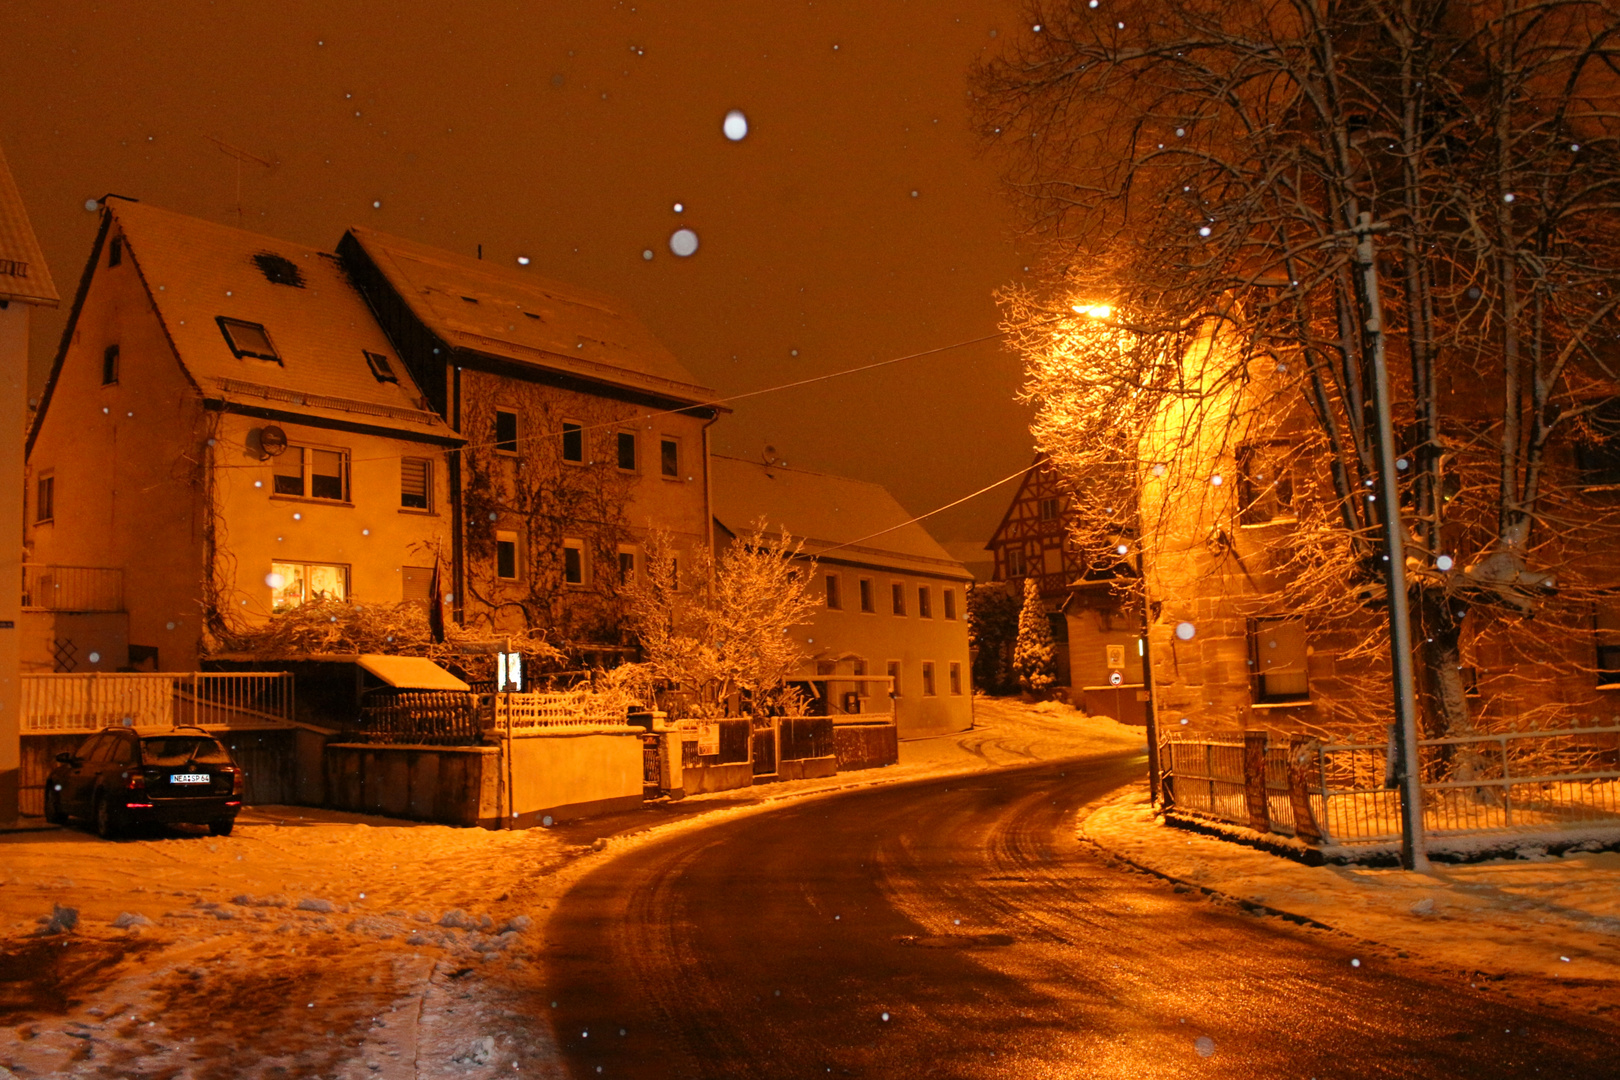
[449,364,465,628]
[700,408,720,557]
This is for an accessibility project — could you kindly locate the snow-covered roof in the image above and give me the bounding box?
[343,226,716,406]
[0,142,57,306]
[712,455,971,580]
[100,199,456,441]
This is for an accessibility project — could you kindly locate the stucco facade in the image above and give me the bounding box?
[25,201,460,671]
[712,455,974,738]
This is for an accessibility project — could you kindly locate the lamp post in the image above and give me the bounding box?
[1351,213,1430,872]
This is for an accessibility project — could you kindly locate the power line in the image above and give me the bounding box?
[212,325,1019,470]
[811,462,1036,559]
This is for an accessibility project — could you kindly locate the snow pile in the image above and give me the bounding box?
[37,903,78,934]
[112,910,153,929]
[451,1035,496,1065]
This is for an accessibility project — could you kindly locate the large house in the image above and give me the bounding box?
[1,143,59,822]
[24,199,719,672]
[984,455,1146,722]
[712,454,974,738]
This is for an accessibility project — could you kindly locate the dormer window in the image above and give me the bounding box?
[252,253,305,287]
[364,350,398,383]
[108,236,123,267]
[217,317,281,363]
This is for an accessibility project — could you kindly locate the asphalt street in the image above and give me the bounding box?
[543,751,1620,1079]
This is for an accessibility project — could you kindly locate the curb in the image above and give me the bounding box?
[1075,790,1352,937]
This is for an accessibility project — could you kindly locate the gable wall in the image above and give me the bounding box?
[25,225,208,670]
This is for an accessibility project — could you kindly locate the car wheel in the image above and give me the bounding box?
[209,818,235,837]
[44,787,67,825]
[94,793,121,839]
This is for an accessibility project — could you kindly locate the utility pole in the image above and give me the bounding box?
[1351,211,1430,872]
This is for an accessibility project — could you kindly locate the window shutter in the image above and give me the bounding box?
[401,458,430,509]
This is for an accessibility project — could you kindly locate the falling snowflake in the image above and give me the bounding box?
[1436,555,1454,571]
[1175,622,1196,640]
[669,228,699,257]
[723,109,749,140]
[1194,1035,1215,1058]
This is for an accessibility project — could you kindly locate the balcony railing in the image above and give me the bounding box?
[21,564,124,613]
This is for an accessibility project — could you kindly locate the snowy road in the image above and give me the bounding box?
[544,751,1620,1079]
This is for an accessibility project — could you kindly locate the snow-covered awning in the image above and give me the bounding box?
[356,655,469,692]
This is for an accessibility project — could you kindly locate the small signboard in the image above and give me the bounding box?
[697,722,720,757]
[496,652,522,693]
[1106,644,1126,669]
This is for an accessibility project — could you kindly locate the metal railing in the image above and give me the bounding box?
[20,672,295,732]
[21,564,124,612]
[1315,726,1620,844]
[1166,726,1620,847]
[358,690,480,745]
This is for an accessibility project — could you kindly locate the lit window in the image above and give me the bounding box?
[270,561,347,612]
[891,582,906,616]
[886,660,902,698]
[617,431,637,471]
[858,578,874,613]
[35,473,54,524]
[495,530,520,580]
[271,446,349,502]
[660,436,680,478]
[1238,441,1296,524]
[364,350,398,383]
[944,588,958,620]
[1250,618,1309,703]
[401,458,431,511]
[922,661,936,696]
[949,662,962,695]
[217,317,280,363]
[562,421,584,463]
[102,345,119,386]
[563,539,587,586]
[918,586,932,619]
[494,409,520,455]
[825,573,842,610]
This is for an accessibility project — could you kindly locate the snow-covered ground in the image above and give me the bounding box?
[0,699,1144,1078]
[1082,789,1620,1020]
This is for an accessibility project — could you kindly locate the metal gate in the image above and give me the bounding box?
[751,718,777,777]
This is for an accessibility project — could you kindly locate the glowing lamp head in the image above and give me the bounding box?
[1071,303,1113,320]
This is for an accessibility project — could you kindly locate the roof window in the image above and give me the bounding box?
[364,350,398,383]
[252,253,305,288]
[217,317,281,363]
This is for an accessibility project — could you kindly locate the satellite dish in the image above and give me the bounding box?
[259,426,288,458]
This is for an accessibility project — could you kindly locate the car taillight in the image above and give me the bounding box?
[125,772,146,791]
[229,768,244,796]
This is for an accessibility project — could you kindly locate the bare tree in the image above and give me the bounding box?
[620,523,819,716]
[976,0,1620,744]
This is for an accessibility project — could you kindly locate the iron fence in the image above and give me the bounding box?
[358,691,481,745]
[1166,725,1620,847]
[21,564,123,612]
[21,672,294,732]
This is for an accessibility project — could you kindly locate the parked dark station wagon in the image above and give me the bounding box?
[44,726,245,838]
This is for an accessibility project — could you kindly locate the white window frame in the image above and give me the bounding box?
[616,430,639,472]
[660,435,681,480]
[400,457,433,512]
[561,419,585,465]
[921,660,937,697]
[495,530,521,581]
[270,560,349,612]
[494,408,521,457]
[563,538,588,587]
[270,444,351,504]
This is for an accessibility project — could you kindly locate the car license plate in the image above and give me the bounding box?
[171,773,210,784]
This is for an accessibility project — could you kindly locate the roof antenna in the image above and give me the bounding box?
[204,135,275,228]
